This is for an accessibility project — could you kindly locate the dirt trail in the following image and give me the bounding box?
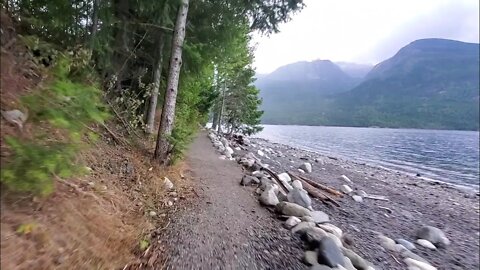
[162,132,306,270]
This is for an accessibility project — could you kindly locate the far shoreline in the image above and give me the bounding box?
[258,123,480,133]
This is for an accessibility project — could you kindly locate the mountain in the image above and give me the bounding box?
[335,62,373,78]
[255,60,361,124]
[329,39,480,130]
[258,38,479,130]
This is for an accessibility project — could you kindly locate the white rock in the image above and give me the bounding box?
[352,195,363,202]
[310,210,330,224]
[279,177,293,191]
[416,239,437,250]
[234,147,241,151]
[318,224,343,238]
[298,169,305,174]
[284,216,301,229]
[163,177,174,190]
[221,137,229,147]
[340,175,352,183]
[379,234,397,251]
[257,150,265,156]
[149,211,157,217]
[218,155,227,160]
[341,184,353,194]
[259,187,279,206]
[1,109,27,128]
[277,172,292,183]
[224,146,234,156]
[416,226,450,246]
[287,188,312,209]
[404,258,437,270]
[299,162,312,173]
[292,180,303,189]
[292,221,316,234]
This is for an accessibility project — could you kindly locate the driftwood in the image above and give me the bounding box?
[364,195,389,201]
[261,167,289,195]
[286,172,339,207]
[288,171,343,197]
[296,177,340,207]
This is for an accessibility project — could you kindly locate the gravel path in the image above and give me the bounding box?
[162,132,307,270]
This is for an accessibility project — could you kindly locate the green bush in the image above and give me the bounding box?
[1,53,109,195]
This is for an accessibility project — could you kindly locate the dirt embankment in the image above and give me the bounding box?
[0,12,187,269]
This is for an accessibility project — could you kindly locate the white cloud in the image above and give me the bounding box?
[252,0,479,74]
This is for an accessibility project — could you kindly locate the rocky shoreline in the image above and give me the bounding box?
[208,130,480,270]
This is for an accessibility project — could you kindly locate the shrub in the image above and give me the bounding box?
[1,53,108,195]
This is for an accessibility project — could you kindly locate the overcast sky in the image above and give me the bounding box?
[253,0,479,74]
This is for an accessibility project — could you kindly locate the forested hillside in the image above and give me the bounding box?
[0,1,304,268]
[257,39,480,130]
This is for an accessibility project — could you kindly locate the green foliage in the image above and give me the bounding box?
[1,54,109,195]
[6,0,305,164]
[139,239,150,251]
[1,138,78,195]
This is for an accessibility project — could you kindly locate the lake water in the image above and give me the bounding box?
[254,125,480,188]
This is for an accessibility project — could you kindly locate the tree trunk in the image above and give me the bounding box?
[154,0,189,161]
[90,0,99,47]
[216,81,226,133]
[146,32,165,134]
[211,102,219,131]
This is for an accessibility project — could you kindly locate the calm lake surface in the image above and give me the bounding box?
[254,125,480,188]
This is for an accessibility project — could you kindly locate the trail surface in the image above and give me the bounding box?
[162,132,306,270]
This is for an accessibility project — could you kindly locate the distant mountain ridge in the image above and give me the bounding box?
[335,62,373,78]
[255,60,361,124]
[257,38,480,130]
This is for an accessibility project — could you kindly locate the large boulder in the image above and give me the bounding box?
[291,180,303,189]
[259,186,279,206]
[318,224,342,238]
[395,239,416,250]
[240,175,259,186]
[224,147,234,158]
[299,227,328,248]
[310,211,330,224]
[299,162,313,173]
[316,237,346,267]
[287,188,312,209]
[416,226,450,246]
[341,247,371,270]
[277,172,292,183]
[292,221,316,234]
[275,201,311,217]
[284,216,302,229]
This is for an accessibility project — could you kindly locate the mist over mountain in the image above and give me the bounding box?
[257,38,480,130]
[335,62,373,78]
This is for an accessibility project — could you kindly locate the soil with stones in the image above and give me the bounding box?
[161,132,308,270]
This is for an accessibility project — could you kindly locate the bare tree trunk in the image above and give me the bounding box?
[154,0,189,161]
[146,32,165,134]
[90,0,99,46]
[216,81,226,134]
[211,102,219,131]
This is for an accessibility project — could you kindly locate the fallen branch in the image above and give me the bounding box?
[294,177,340,207]
[261,167,289,195]
[288,171,343,197]
[364,195,389,201]
[378,206,393,213]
